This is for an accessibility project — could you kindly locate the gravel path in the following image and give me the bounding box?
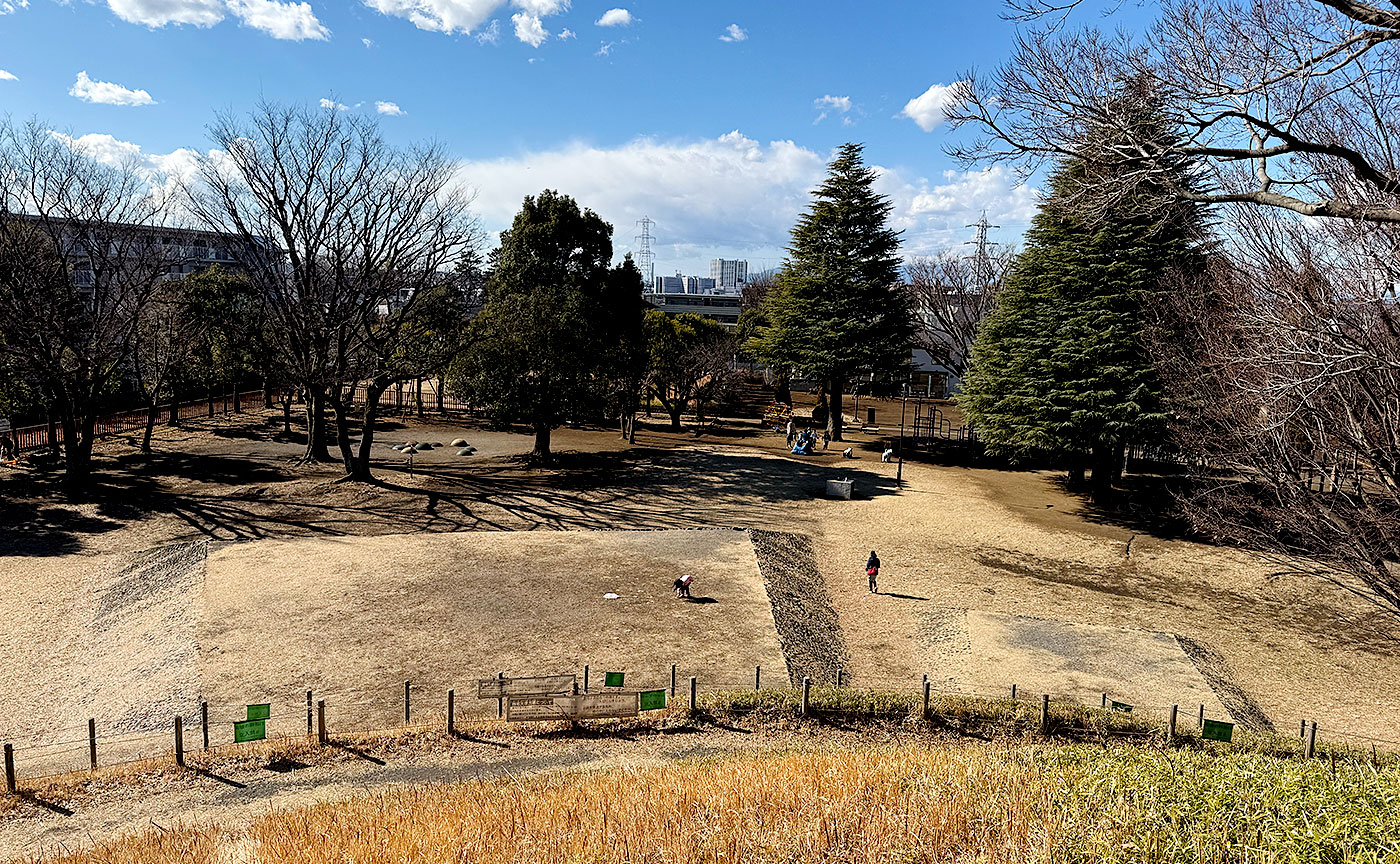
[1176,635,1276,731]
[749,530,849,685]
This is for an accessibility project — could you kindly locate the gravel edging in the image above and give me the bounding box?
[749,530,849,685]
[1176,634,1276,731]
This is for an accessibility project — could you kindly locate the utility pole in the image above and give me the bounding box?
[635,216,656,289]
[965,210,1001,295]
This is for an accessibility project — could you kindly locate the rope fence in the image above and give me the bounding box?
[4,661,1393,795]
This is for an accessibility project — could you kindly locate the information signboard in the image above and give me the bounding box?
[234,719,266,743]
[246,703,271,721]
[639,690,666,711]
[478,675,576,699]
[604,671,625,688]
[1201,719,1235,742]
[504,695,577,722]
[1111,701,1133,713]
[576,692,639,720]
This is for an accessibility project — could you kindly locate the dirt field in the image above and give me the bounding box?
[2,404,1398,784]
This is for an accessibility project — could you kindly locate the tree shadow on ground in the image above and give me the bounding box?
[1048,474,1193,542]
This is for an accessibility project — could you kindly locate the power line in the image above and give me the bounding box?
[634,216,656,288]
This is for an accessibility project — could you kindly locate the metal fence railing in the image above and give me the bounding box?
[6,390,267,457]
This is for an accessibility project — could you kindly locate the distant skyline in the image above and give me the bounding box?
[0,1,1148,274]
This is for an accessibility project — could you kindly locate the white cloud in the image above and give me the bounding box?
[719,23,746,42]
[105,0,225,28]
[0,0,29,15]
[0,69,16,81]
[319,97,348,110]
[69,71,156,106]
[813,94,852,125]
[594,7,630,26]
[558,27,574,39]
[225,0,328,39]
[457,133,1039,269]
[595,38,625,56]
[363,0,566,38]
[475,18,500,42]
[375,100,405,115]
[362,36,374,46]
[899,81,965,132]
[512,11,547,46]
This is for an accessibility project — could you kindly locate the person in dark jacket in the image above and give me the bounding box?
[866,551,880,593]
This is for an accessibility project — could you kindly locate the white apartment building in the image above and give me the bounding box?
[709,258,748,290]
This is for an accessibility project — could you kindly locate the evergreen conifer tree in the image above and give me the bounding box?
[960,87,1204,496]
[751,143,912,441]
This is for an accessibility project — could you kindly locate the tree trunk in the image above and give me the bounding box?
[142,401,158,453]
[207,390,215,418]
[436,376,445,414]
[350,381,389,482]
[415,378,424,418]
[533,423,551,459]
[46,414,59,456]
[827,376,845,442]
[668,399,684,431]
[280,395,293,435]
[775,371,792,405]
[329,388,358,475]
[61,413,94,498]
[1089,444,1122,503]
[302,389,333,462]
[232,379,241,414]
[168,384,179,427]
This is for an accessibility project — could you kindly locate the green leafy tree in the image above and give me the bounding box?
[959,87,1204,497]
[451,190,641,459]
[644,310,737,431]
[751,143,912,441]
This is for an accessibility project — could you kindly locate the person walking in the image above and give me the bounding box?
[785,418,796,446]
[865,551,880,594]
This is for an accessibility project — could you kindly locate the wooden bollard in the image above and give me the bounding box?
[1168,704,1178,740]
[755,665,761,691]
[201,702,209,751]
[316,700,327,746]
[404,680,412,725]
[836,668,844,688]
[496,672,505,719]
[1010,683,1017,700]
[1197,704,1205,731]
[583,665,590,693]
[447,690,456,736]
[1305,722,1317,759]
[88,719,97,770]
[174,716,185,768]
[922,679,931,720]
[670,664,677,698]
[1100,692,1107,709]
[1299,718,1307,738]
[306,690,313,735]
[4,743,14,793]
[689,676,698,709]
[1039,695,1050,734]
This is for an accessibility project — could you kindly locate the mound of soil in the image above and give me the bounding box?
[749,530,849,685]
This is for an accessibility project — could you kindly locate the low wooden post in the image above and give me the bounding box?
[447,690,455,736]
[174,716,185,768]
[922,680,931,720]
[1010,684,1017,700]
[670,664,677,698]
[4,743,14,793]
[404,680,411,725]
[1039,695,1050,734]
[583,665,590,693]
[801,677,811,717]
[755,665,761,691]
[306,690,313,735]
[689,676,698,710]
[1305,722,1317,759]
[201,702,209,751]
[836,668,844,688]
[1100,692,1107,709]
[1168,704,1178,740]
[1197,704,1205,731]
[316,700,327,746]
[1299,718,1307,738]
[88,719,97,770]
[496,672,505,719]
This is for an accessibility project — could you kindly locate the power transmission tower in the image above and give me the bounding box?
[964,210,1000,293]
[635,216,656,289]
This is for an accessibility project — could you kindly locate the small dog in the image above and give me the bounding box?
[881,448,894,463]
[842,448,854,458]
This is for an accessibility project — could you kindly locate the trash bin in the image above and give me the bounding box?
[826,478,854,499]
[866,407,876,425]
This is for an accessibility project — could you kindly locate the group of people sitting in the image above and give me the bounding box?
[790,427,821,455]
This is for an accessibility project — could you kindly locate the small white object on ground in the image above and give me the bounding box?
[456,449,472,457]
[604,592,620,600]
[881,448,894,463]
[842,448,853,458]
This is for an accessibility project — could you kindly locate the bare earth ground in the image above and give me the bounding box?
[1,404,1399,856]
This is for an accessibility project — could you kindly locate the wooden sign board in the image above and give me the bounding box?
[1202,719,1235,742]
[505,695,577,722]
[478,675,576,699]
[576,692,639,720]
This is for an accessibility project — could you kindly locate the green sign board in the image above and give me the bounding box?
[1111,701,1133,713]
[233,719,266,743]
[1202,719,1235,742]
[246,703,271,721]
[604,671,625,688]
[639,689,666,711]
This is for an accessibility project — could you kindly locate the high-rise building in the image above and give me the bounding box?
[709,258,748,290]
[684,276,717,294]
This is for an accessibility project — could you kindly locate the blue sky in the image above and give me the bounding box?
[0,0,1144,274]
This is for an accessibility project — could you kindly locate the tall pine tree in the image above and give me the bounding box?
[752,143,912,441]
[960,87,1204,496]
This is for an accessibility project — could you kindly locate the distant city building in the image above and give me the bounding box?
[654,274,685,293]
[643,290,741,327]
[710,258,748,290]
[684,276,717,294]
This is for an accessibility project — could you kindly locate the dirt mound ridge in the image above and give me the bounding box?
[749,530,848,684]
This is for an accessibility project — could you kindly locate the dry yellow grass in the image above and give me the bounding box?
[249,745,1058,864]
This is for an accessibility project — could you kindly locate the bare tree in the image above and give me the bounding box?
[906,246,1015,381]
[1149,204,1400,614]
[0,119,175,493]
[131,280,202,453]
[189,101,480,478]
[950,0,1400,224]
